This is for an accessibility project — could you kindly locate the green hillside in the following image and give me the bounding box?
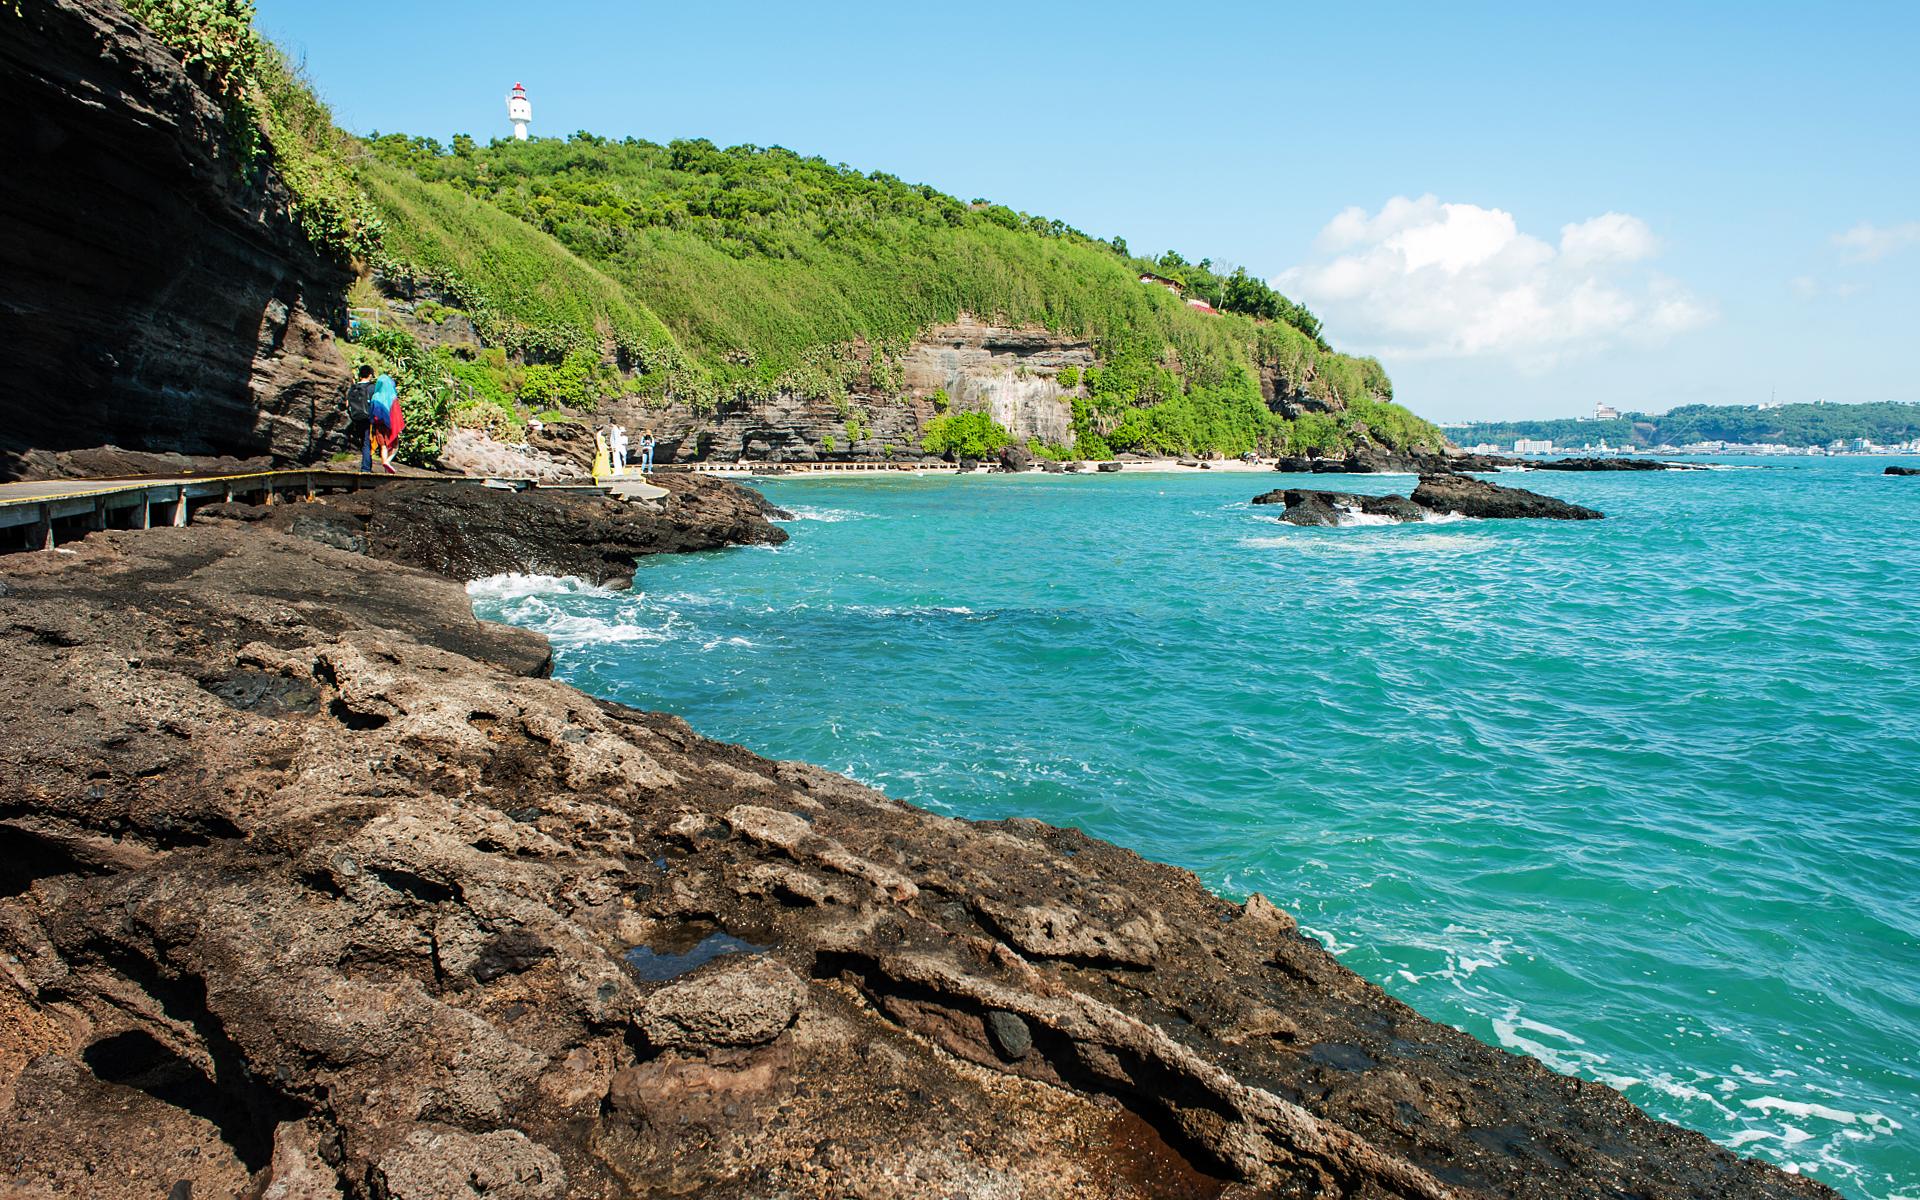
[118,0,1443,460]
[360,133,1437,457]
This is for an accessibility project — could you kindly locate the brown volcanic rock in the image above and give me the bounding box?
[1,0,355,481]
[197,474,787,588]
[0,512,1830,1198]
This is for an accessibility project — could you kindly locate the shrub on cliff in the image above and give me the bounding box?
[118,0,381,261]
[345,325,453,465]
[922,411,1013,460]
[360,136,1443,454]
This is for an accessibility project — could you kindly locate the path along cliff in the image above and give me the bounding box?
[0,479,1837,1200]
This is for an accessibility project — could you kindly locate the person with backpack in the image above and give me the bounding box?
[345,366,376,471]
[369,371,404,474]
[639,430,656,474]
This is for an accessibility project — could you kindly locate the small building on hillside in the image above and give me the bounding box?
[1594,402,1620,420]
[1185,297,1219,315]
[1139,272,1184,295]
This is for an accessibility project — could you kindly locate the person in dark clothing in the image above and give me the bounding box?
[345,365,376,472]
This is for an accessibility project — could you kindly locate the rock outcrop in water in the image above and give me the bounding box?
[1411,473,1604,520]
[1253,474,1603,524]
[0,490,1828,1198]
[1270,450,1515,475]
[196,473,789,589]
[1886,465,1919,476]
[0,0,355,482]
[1528,457,1689,472]
[1251,489,1427,527]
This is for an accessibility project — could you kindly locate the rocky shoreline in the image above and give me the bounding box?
[0,480,1830,1198]
[1254,474,1605,525]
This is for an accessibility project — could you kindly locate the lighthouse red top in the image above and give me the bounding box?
[512,83,526,94]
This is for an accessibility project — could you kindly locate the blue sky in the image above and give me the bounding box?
[257,0,1919,422]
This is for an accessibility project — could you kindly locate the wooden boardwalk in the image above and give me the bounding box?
[0,469,617,552]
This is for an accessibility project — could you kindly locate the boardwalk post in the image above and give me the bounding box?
[140,498,151,530]
[172,489,187,527]
[92,497,107,532]
[35,504,52,551]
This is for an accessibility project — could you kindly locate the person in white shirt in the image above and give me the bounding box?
[609,424,629,471]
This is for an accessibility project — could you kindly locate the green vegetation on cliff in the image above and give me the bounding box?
[117,0,1445,459]
[361,133,1439,455]
[119,0,381,260]
[1455,401,1920,450]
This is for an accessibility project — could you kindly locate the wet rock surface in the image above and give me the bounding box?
[195,473,787,589]
[1411,473,1605,520]
[1528,457,1690,471]
[1886,465,1919,476]
[1253,476,1600,524]
[1271,451,1517,475]
[0,505,1829,1197]
[1252,489,1428,526]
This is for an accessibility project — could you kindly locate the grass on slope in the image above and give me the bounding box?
[365,135,1441,454]
[365,162,684,370]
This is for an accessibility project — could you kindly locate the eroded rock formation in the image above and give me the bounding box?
[1253,474,1602,524]
[1410,473,1603,520]
[0,491,1825,1198]
[596,315,1090,465]
[194,473,789,590]
[0,0,355,482]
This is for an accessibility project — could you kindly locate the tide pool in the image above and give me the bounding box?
[472,458,1920,1197]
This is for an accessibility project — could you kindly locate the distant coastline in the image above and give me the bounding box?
[1444,399,1920,458]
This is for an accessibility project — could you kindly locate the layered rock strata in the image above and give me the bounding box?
[0,0,354,482]
[0,490,1826,1198]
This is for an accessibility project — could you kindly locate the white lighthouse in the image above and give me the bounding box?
[507,82,531,141]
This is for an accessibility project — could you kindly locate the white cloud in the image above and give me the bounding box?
[1790,275,1863,300]
[1276,195,1711,368]
[1832,220,1920,262]
[1559,212,1658,266]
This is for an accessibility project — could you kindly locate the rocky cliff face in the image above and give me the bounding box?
[899,315,1089,446]
[0,0,353,482]
[0,498,1838,1200]
[608,316,1088,463]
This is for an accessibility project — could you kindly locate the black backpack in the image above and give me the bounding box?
[345,379,374,421]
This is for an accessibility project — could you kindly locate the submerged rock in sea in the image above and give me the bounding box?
[0,502,1823,1197]
[1252,488,1426,526]
[1412,472,1605,519]
[1253,475,1601,524]
[1529,457,1690,471]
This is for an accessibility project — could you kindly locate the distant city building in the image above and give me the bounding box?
[507,82,532,141]
[1594,403,1620,420]
[1514,438,1554,454]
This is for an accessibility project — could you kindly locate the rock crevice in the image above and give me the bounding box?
[0,497,1828,1198]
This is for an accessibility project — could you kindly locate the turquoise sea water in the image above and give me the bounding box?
[472,458,1920,1197]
